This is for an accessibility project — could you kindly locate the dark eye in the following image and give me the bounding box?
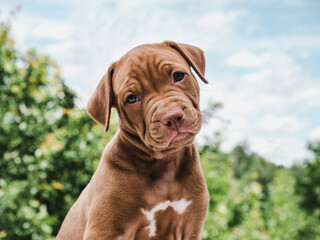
[126,94,139,104]
[173,72,185,82]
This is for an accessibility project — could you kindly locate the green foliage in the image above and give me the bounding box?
[295,142,320,214]
[200,147,320,240]
[293,142,320,240]
[200,150,268,240]
[0,22,117,239]
[232,144,278,185]
[264,169,310,239]
[1,20,320,240]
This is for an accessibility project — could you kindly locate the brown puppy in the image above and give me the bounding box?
[56,41,209,240]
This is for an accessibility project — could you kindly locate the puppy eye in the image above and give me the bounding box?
[126,94,139,104]
[173,72,185,82]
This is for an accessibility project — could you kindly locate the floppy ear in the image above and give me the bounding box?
[164,41,208,84]
[87,63,115,132]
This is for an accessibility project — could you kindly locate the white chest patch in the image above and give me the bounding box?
[141,198,192,237]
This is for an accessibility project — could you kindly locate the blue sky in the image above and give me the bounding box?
[1,0,320,166]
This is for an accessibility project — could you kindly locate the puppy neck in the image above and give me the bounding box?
[108,129,196,180]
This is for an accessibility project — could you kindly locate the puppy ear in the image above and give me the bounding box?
[87,63,115,132]
[164,41,208,84]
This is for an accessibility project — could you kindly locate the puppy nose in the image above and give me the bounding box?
[160,109,183,130]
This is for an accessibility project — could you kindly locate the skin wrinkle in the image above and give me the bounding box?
[149,130,164,139]
[150,99,185,121]
[147,56,156,87]
[128,69,140,82]
[142,116,147,138]
[129,56,153,90]
[118,130,155,160]
[148,58,164,92]
[146,106,159,144]
[127,63,170,98]
[147,100,160,123]
[149,128,170,144]
[119,108,131,132]
[184,92,198,110]
[190,118,199,128]
[132,66,149,89]
[150,133,168,144]
[122,78,143,99]
[158,62,172,78]
[144,96,154,110]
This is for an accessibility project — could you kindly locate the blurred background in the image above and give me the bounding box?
[0,0,319,239]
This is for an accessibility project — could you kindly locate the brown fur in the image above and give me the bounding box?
[56,41,209,240]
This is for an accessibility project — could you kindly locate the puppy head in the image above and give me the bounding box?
[87,41,208,155]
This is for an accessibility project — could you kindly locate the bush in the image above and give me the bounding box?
[0,22,117,239]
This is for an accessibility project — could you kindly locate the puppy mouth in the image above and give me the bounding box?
[163,130,197,148]
[148,128,197,151]
[170,131,194,143]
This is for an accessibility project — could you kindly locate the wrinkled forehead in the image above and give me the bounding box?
[112,44,190,94]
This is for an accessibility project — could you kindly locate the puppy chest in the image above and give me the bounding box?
[136,198,192,239]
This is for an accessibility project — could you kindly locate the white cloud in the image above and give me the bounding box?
[308,127,320,142]
[203,47,317,165]
[253,93,280,108]
[221,131,245,152]
[60,63,84,79]
[1,11,35,51]
[260,115,308,133]
[73,87,92,109]
[223,50,318,113]
[250,137,310,166]
[251,35,320,53]
[43,40,75,56]
[250,138,279,156]
[242,69,272,83]
[220,117,247,151]
[293,86,320,108]
[225,97,257,114]
[32,21,74,40]
[228,51,272,68]
[199,10,247,31]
